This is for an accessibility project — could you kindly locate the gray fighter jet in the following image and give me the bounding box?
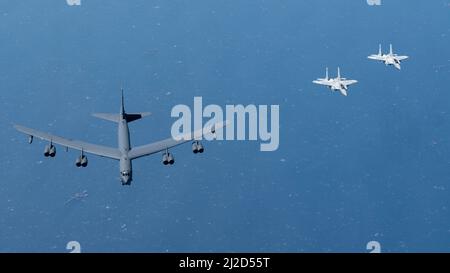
[14,91,225,185]
[368,44,409,70]
[313,67,358,96]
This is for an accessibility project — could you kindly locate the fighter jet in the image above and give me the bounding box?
[368,44,409,70]
[14,90,226,186]
[312,67,358,96]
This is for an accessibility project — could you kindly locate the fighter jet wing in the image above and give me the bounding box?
[368,54,386,61]
[128,120,228,160]
[341,79,358,86]
[14,124,121,160]
[395,55,409,61]
[313,79,333,87]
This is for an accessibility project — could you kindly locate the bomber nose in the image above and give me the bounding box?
[120,172,131,184]
[121,176,131,185]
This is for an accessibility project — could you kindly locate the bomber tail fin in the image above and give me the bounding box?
[120,88,125,116]
[124,112,151,123]
[93,88,151,123]
[92,113,121,123]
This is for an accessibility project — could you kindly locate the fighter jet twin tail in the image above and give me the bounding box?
[312,67,357,97]
[313,44,409,96]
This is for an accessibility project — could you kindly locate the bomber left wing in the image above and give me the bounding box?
[128,120,228,160]
[14,124,121,160]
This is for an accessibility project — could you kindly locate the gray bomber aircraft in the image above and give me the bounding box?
[14,91,225,185]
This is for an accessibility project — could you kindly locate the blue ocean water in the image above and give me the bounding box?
[0,0,449,252]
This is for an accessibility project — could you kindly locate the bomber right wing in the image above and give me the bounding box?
[14,124,121,160]
[128,120,228,160]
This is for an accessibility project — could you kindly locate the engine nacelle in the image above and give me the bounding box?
[44,145,50,157]
[49,145,56,157]
[81,155,88,167]
[75,155,88,167]
[44,145,55,157]
[75,156,81,167]
[162,153,174,165]
[192,142,199,154]
[167,154,174,165]
[197,143,204,153]
[192,141,204,154]
[162,153,169,165]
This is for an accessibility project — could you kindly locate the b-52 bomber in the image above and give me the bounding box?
[14,91,225,185]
